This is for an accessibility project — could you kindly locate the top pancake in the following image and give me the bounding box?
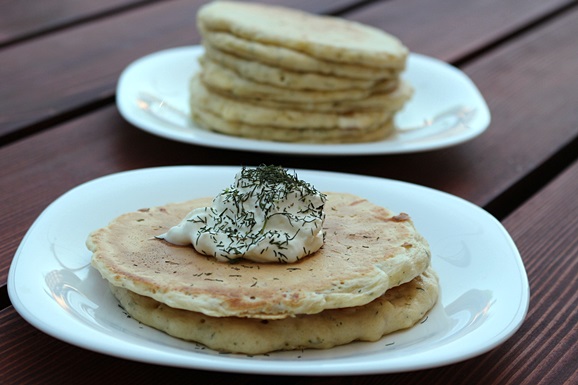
[197,1,408,68]
[88,193,431,319]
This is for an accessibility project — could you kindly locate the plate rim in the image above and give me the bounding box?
[8,166,529,376]
[116,46,491,156]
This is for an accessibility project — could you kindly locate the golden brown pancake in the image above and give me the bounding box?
[202,45,382,91]
[190,105,396,143]
[197,1,408,68]
[199,57,400,104]
[200,30,402,80]
[110,267,438,355]
[88,193,431,319]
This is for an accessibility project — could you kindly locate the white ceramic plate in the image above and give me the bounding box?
[8,167,528,376]
[116,46,490,155]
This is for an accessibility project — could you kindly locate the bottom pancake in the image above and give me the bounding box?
[110,267,438,355]
[191,105,395,143]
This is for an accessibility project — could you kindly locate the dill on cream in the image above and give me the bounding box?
[158,165,326,263]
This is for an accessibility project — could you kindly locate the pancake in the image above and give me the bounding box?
[88,192,431,319]
[203,44,381,91]
[110,267,438,355]
[199,57,399,103]
[249,80,413,113]
[190,104,395,143]
[197,1,408,68]
[201,30,401,80]
[189,75,393,130]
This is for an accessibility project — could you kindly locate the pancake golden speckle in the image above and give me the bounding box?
[89,193,431,319]
[109,267,438,355]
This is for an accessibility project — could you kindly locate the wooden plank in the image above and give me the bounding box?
[0,0,160,47]
[434,6,578,215]
[497,165,578,385]
[346,0,574,62]
[0,0,359,47]
[0,0,573,141]
[0,307,256,385]
[0,0,203,141]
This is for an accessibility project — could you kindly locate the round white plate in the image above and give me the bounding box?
[8,166,527,376]
[116,46,491,155]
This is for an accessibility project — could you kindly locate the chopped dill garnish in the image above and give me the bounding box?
[195,165,326,263]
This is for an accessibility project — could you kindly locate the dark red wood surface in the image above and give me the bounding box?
[0,0,360,141]
[1,0,577,384]
[0,0,161,46]
[348,0,576,62]
[0,0,360,47]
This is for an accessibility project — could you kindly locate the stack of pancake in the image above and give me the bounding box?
[88,192,438,355]
[190,1,413,143]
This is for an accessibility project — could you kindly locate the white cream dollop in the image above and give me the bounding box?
[158,166,326,263]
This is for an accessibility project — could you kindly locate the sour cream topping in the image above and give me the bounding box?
[158,165,326,263]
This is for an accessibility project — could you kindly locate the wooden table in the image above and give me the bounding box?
[1,1,577,383]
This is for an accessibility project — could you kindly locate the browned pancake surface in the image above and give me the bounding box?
[88,192,431,319]
[111,267,438,355]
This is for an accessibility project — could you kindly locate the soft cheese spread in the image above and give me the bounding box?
[158,165,326,263]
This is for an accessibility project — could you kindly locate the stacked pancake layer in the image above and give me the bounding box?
[88,193,438,354]
[191,1,413,143]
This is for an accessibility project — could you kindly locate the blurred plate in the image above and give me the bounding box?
[116,46,490,155]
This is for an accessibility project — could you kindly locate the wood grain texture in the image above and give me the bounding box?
[0,0,362,141]
[499,160,578,385]
[0,0,203,141]
[0,0,359,46]
[0,308,251,385]
[0,0,160,46]
[346,0,575,62]
[442,6,578,214]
